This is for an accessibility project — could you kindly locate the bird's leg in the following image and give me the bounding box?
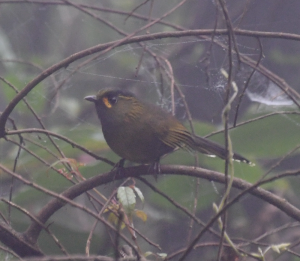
[112,158,126,181]
[153,161,161,174]
[113,158,126,169]
[148,159,161,181]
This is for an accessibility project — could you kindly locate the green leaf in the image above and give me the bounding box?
[157,253,168,259]
[133,186,144,204]
[117,186,136,215]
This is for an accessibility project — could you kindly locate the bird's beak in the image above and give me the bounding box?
[84,95,97,102]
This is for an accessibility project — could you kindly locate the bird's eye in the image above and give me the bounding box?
[108,96,118,105]
[102,95,118,109]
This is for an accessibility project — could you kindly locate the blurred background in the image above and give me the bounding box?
[0,0,300,260]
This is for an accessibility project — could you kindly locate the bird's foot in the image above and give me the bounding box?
[111,158,126,181]
[148,161,161,181]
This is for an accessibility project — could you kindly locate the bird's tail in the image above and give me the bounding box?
[191,135,252,165]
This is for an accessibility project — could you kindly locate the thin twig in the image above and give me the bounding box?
[1,199,70,256]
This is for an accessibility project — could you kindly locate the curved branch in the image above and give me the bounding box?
[0,164,297,244]
[0,220,43,257]
[0,163,299,255]
[1,28,300,137]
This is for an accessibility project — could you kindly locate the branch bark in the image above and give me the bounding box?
[0,162,299,257]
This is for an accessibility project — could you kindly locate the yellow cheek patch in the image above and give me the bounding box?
[102,97,112,108]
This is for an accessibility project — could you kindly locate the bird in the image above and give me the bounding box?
[85,88,251,168]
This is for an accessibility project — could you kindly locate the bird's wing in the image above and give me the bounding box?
[157,123,195,150]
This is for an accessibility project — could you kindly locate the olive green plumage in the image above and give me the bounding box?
[85,89,250,165]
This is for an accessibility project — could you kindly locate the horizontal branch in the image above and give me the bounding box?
[0,162,299,256]
[0,163,297,245]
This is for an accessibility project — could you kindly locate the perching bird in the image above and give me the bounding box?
[85,89,251,167]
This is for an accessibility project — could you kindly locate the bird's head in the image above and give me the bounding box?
[85,89,142,124]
